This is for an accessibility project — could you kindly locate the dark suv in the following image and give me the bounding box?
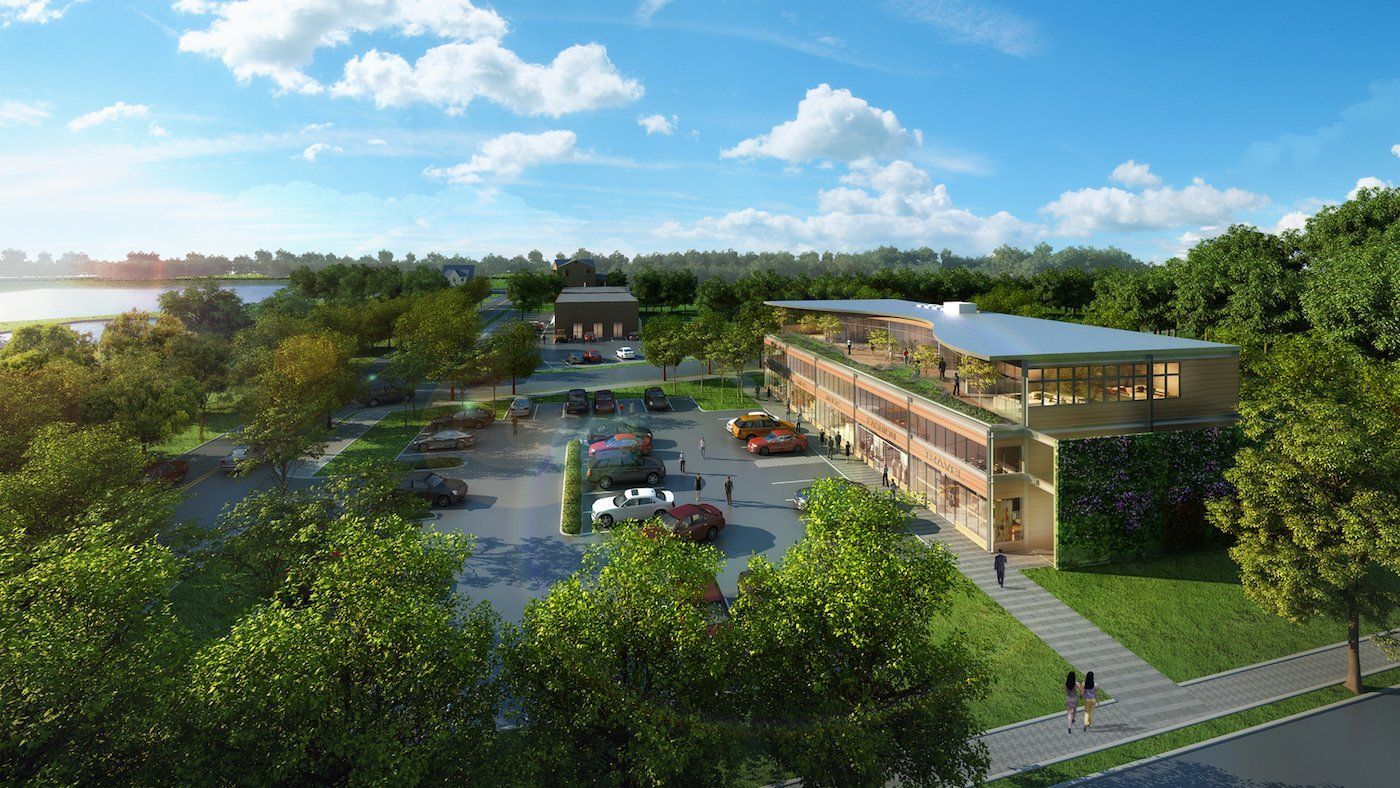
[593,389,616,414]
[359,380,408,407]
[643,386,671,411]
[585,454,666,490]
[564,388,589,415]
[428,405,495,431]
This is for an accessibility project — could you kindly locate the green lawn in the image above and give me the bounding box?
[940,583,1078,730]
[316,403,461,476]
[991,665,1400,786]
[169,555,265,644]
[1025,550,1400,681]
[151,392,243,457]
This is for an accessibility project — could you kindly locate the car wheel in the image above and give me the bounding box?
[705,526,718,542]
[456,439,469,450]
[367,397,380,407]
[473,419,486,429]
[758,446,770,456]
[436,494,453,507]
[653,509,665,518]
[599,476,614,490]
[645,472,660,485]
[598,513,614,527]
[795,444,804,453]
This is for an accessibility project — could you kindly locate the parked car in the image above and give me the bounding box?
[399,470,469,507]
[652,503,726,542]
[530,320,547,332]
[582,331,596,342]
[429,405,494,432]
[791,478,867,510]
[508,396,533,418]
[615,346,637,360]
[359,380,408,407]
[698,576,731,635]
[642,386,671,411]
[746,428,809,456]
[564,352,583,365]
[144,459,189,484]
[582,349,602,363]
[585,454,666,490]
[219,445,252,474]
[726,411,797,440]
[588,433,652,457]
[587,421,653,443]
[565,389,590,415]
[626,331,641,341]
[411,429,476,453]
[593,389,616,414]
[590,487,676,526]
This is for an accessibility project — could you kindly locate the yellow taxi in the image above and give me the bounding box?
[726,411,797,440]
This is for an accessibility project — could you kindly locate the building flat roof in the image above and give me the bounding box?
[556,286,637,304]
[765,299,1238,362]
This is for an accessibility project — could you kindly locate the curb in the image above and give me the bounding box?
[1179,634,1382,687]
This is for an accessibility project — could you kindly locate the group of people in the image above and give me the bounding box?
[681,438,735,510]
[1064,671,1100,733]
[815,428,853,460]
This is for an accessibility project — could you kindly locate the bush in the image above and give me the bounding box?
[560,440,582,535]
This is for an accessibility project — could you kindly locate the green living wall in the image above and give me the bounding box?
[1054,426,1240,567]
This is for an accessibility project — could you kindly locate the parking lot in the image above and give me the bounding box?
[421,391,840,620]
[537,336,645,369]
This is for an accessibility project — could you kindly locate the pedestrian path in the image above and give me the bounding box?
[290,380,450,478]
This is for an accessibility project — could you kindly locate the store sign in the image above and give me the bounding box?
[860,413,905,447]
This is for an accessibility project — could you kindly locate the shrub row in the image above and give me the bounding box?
[560,439,582,535]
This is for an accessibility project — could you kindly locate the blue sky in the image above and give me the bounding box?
[1,0,1397,261]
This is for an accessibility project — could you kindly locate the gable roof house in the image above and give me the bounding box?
[441,264,476,286]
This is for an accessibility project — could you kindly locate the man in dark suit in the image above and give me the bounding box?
[994,549,1008,588]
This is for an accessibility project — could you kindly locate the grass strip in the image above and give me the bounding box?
[315,403,459,477]
[989,666,1400,786]
[560,439,582,535]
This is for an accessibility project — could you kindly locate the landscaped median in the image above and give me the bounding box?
[560,439,582,535]
[315,403,459,477]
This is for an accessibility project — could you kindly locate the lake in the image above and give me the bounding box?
[0,279,286,342]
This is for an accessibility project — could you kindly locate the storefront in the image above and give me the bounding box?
[911,455,989,546]
[856,425,907,485]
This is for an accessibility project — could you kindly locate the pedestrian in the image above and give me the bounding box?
[796,417,802,433]
[1081,672,1098,731]
[953,371,961,394]
[1065,672,1081,734]
[765,385,772,400]
[699,437,706,459]
[511,414,518,435]
[846,338,852,355]
[619,401,626,415]
[844,442,852,460]
[819,428,826,447]
[679,452,686,474]
[694,473,703,502]
[881,465,890,488]
[827,438,835,459]
[903,348,910,365]
[938,357,947,379]
[724,475,734,509]
[994,549,1007,588]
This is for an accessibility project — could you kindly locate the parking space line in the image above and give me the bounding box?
[770,478,815,485]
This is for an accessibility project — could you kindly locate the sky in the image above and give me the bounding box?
[1,0,1398,262]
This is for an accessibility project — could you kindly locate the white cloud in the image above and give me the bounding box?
[635,0,671,24]
[722,84,919,163]
[1392,143,1400,157]
[176,0,508,94]
[301,121,334,133]
[638,113,676,136]
[332,41,643,117]
[1042,177,1265,236]
[884,0,1040,56]
[0,100,49,126]
[663,158,1038,253]
[1348,176,1393,199]
[423,130,577,184]
[67,102,151,131]
[1,0,71,25]
[368,138,388,146]
[148,123,170,138]
[301,142,342,162]
[1272,211,1309,234]
[1109,159,1161,188]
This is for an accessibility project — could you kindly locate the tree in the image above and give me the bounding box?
[1031,267,1097,314]
[459,274,493,305]
[1083,265,1175,332]
[868,327,896,360]
[0,324,94,368]
[972,281,1043,317]
[662,269,699,311]
[1298,184,1400,261]
[395,288,481,398]
[98,310,186,358]
[1168,224,1306,343]
[1208,336,1400,693]
[486,320,541,394]
[630,267,665,312]
[238,392,326,491]
[604,268,629,287]
[911,344,941,379]
[733,480,988,786]
[0,361,91,469]
[503,527,741,786]
[688,310,728,386]
[641,314,688,382]
[272,331,360,427]
[157,282,251,337]
[165,332,232,442]
[957,355,996,396]
[181,515,499,783]
[1301,242,1400,361]
[80,352,201,449]
[505,268,560,317]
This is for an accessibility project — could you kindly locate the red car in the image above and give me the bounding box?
[746,428,808,456]
[698,576,730,636]
[144,459,190,484]
[588,433,652,457]
[582,349,603,363]
[649,503,726,542]
[582,331,596,342]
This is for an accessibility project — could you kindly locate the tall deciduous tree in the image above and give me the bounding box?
[1301,242,1400,361]
[1208,336,1400,693]
[504,268,560,316]
[486,320,541,395]
[98,310,187,358]
[80,352,201,449]
[395,287,481,398]
[1167,225,1306,343]
[641,314,688,382]
[157,282,251,337]
[1083,265,1175,332]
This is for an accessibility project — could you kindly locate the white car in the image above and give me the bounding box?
[591,487,676,527]
[615,346,637,360]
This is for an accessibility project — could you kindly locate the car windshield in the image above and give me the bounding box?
[659,512,682,530]
[424,474,443,485]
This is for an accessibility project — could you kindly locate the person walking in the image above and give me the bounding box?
[694,473,703,502]
[881,465,890,488]
[724,476,734,510]
[679,452,686,474]
[1065,672,1081,734]
[938,356,947,379]
[994,549,1007,588]
[846,338,853,355]
[903,348,910,365]
[1081,672,1098,731]
[698,437,707,459]
[953,371,961,395]
[844,441,852,460]
[765,385,772,400]
[819,428,826,448]
[619,401,626,415]
[796,417,802,433]
[827,438,835,459]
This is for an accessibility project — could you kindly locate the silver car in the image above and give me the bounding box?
[507,396,533,418]
[411,429,477,453]
[219,446,250,474]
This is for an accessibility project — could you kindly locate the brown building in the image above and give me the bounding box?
[552,256,603,288]
[554,287,639,341]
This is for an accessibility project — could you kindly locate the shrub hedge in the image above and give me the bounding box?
[1055,426,1239,567]
[560,439,582,535]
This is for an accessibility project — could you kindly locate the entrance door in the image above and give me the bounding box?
[613,322,623,339]
[994,498,1024,545]
[593,322,603,339]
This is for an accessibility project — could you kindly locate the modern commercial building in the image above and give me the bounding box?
[552,256,604,288]
[554,287,640,341]
[763,299,1240,565]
